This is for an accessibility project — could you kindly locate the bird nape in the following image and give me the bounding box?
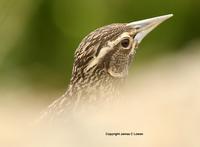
[41,14,173,121]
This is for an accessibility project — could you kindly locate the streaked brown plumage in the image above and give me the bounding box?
[40,14,173,121]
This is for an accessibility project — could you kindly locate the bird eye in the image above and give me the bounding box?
[121,38,130,48]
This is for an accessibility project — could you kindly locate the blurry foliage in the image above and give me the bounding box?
[0,0,200,90]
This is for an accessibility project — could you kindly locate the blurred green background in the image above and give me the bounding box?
[0,0,200,101]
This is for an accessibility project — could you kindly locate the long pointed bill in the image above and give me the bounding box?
[127,14,173,44]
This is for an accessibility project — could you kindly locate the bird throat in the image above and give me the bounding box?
[66,70,125,107]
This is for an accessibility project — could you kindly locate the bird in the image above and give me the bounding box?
[41,14,173,121]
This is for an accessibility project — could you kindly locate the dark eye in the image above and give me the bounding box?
[121,38,130,48]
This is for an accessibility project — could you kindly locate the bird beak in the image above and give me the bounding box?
[127,14,173,44]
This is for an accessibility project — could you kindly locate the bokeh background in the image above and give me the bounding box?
[0,0,200,146]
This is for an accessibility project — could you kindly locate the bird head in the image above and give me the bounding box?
[72,14,173,82]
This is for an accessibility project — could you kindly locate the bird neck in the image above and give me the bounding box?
[66,70,125,102]
[45,69,126,116]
